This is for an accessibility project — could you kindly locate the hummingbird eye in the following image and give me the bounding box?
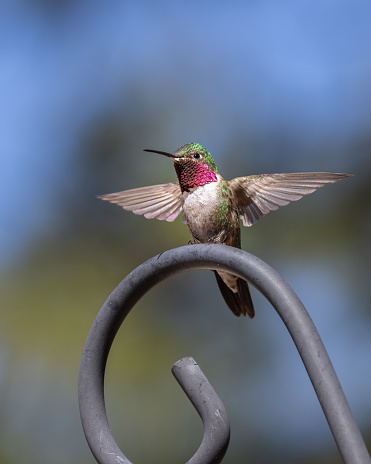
[193,152,201,159]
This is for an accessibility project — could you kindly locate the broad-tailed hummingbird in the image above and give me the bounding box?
[99,143,351,318]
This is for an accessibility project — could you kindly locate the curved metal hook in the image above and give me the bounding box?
[172,357,230,464]
[78,244,370,464]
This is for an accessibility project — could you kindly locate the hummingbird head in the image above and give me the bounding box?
[144,143,218,193]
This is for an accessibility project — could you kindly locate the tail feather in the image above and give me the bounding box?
[214,271,255,318]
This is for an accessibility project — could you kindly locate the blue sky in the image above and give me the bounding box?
[2,1,371,265]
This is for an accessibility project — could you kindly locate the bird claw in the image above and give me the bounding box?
[207,238,218,244]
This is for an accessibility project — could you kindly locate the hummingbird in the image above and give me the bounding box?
[99,143,351,318]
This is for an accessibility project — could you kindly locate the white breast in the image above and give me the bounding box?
[182,181,220,242]
[183,182,219,210]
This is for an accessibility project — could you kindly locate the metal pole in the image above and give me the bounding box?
[172,357,230,464]
[78,244,370,464]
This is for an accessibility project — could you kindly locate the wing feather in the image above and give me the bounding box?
[230,172,352,227]
[98,182,183,222]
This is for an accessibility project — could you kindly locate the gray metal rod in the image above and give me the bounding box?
[78,244,370,464]
[172,357,230,464]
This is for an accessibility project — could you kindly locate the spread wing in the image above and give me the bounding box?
[230,172,352,227]
[98,182,183,222]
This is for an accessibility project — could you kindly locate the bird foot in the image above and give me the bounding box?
[207,238,218,244]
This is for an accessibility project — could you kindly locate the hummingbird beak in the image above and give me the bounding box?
[143,149,176,159]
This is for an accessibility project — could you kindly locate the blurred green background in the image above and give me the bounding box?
[1,1,371,463]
